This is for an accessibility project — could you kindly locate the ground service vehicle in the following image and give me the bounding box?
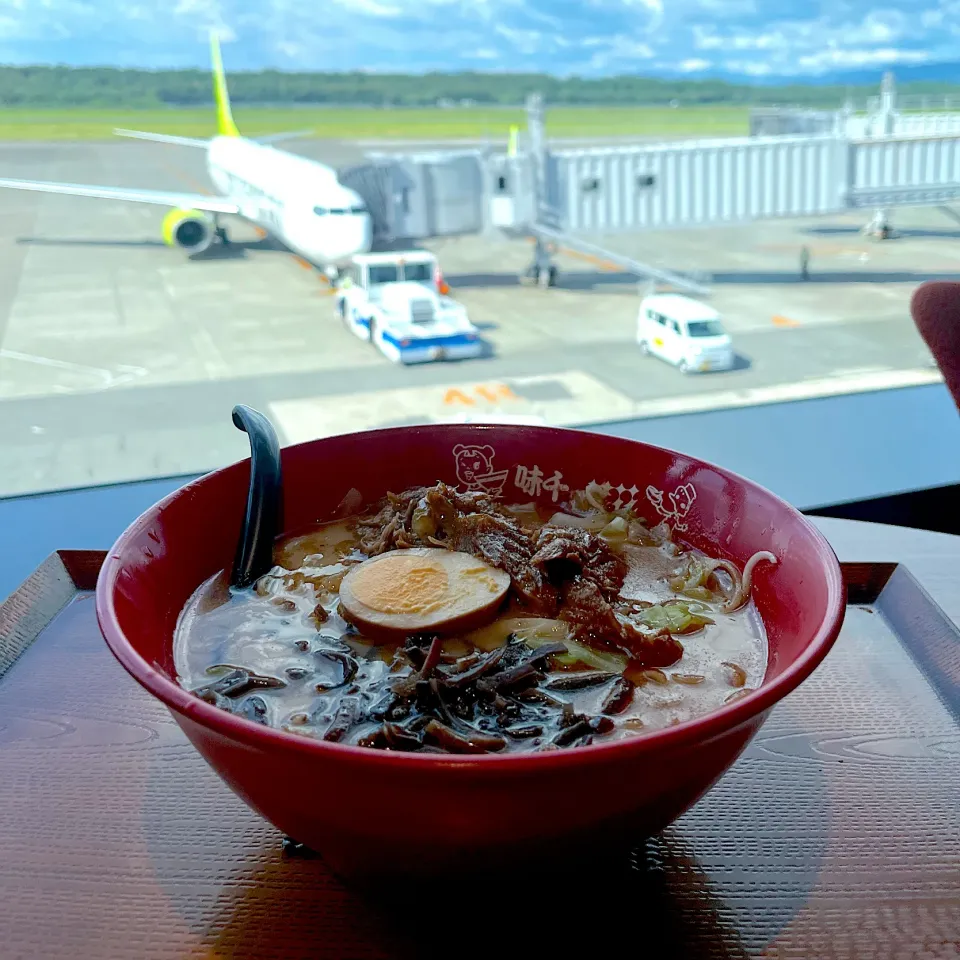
[337,252,483,364]
[637,294,735,374]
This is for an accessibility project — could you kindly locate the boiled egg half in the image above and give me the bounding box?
[338,548,510,640]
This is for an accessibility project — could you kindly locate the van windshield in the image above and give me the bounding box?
[686,320,726,338]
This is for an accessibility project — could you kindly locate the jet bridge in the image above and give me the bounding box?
[526,224,711,296]
[342,74,960,297]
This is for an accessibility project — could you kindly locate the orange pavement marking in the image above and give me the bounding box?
[525,235,622,273]
[474,383,518,403]
[772,314,802,327]
[444,388,475,406]
[562,248,622,272]
[443,383,518,406]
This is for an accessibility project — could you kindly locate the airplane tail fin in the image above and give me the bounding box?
[210,30,240,137]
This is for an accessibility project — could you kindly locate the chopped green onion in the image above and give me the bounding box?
[510,621,629,672]
[635,600,714,635]
[599,516,629,542]
[467,617,568,652]
[552,639,628,673]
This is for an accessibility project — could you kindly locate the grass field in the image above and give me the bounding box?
[0,105,750,140]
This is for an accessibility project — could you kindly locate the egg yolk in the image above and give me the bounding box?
[348,553,450,615]
[461,565,505,594]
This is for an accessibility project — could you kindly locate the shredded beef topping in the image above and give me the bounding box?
[353,482,669,660]
[532,525,627,599]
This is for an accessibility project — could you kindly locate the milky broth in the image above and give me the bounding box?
[174,512,768,750]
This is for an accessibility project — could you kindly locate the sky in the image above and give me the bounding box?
[0,0,957,78]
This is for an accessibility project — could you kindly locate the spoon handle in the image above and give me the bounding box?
[230,404,283,589]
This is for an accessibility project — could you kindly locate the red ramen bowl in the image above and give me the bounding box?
[96,425,844,879]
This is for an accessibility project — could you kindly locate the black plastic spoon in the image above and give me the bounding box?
[230,404,284,589]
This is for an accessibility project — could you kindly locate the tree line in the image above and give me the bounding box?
[1,65,958,109]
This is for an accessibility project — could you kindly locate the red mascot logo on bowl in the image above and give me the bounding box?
[453,443,509,496]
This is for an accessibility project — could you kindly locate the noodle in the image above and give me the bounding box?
[721,550,777,613]
[176,483,773,752]
[709,558,742,607]
[583,481,611,513]
[668,549,775,613]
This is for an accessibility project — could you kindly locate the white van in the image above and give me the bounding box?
[636,294,735,374]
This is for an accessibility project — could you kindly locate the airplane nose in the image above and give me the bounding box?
[359,215,373,252]
[319,214,373,265]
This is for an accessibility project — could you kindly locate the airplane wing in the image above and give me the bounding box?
[254,130,315,145]
[0,177,240,214]
[114,128,209,147]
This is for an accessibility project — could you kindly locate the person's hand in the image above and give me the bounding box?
[911,281,960,411]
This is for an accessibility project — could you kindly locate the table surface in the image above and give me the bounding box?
[815,515,960,619]
[1,515,958,960]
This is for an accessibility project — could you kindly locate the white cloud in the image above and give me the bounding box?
[588,0,662,11]
[352,0,402,15]
[586,35,654,69]
[692,26,724,51]
[494,23,543,54]
[797,46,931,69]
[727,32,786,51]
[2,0,958,79]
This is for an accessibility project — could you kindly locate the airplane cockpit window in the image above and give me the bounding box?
[368,264,399,284]
[404,263,432,283]
[314,205,367,217]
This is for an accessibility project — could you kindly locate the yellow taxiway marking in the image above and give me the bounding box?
[772,314,802,328]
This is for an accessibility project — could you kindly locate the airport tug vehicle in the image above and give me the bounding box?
[336,251,483,364]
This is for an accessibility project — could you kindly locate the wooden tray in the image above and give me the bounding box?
[1,551,958,960]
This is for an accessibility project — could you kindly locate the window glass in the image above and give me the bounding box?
[686,320,726,338]
[368,264,399,284]
[0,9,941,515]
[404,263,432,282]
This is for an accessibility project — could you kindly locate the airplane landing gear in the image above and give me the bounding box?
[215,225,230,245]
[862,208,898,240]
[520,237,558,288]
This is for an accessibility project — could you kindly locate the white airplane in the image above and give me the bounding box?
[0,33,373,273]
